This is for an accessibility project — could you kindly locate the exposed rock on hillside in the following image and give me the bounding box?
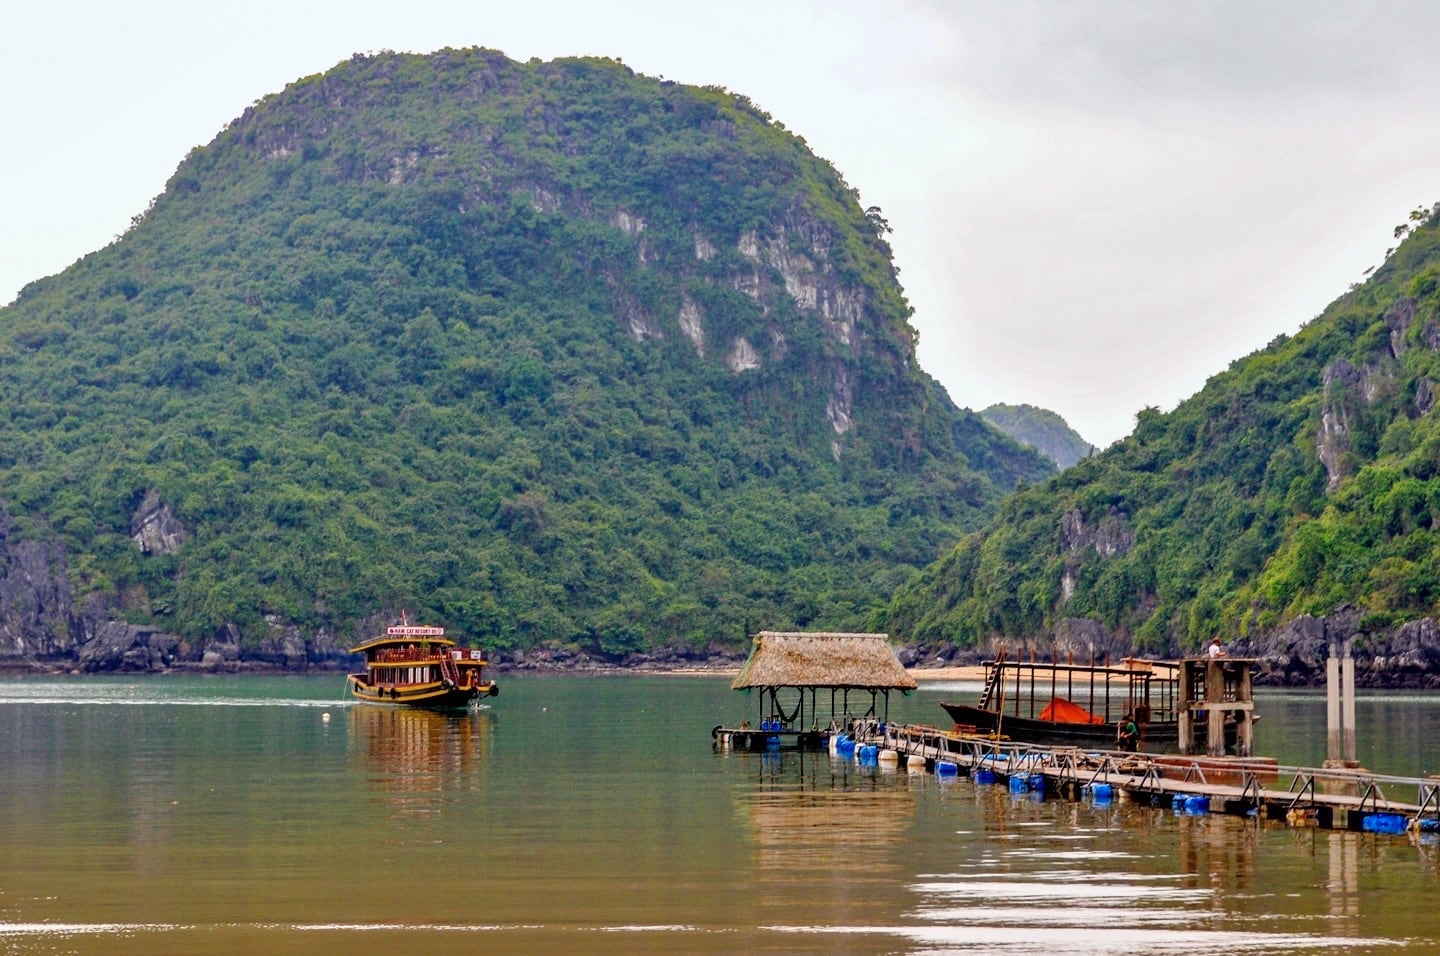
[131,490,188,556]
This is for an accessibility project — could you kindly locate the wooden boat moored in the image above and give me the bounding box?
[940,652,1254,755]
[348,623,498,709]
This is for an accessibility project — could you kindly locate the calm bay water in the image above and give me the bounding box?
[1,673,1439,954]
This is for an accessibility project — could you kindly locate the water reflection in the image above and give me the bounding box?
[348,706,493,816]
[1328,832,1360,921]
[898,787,1393,954]
[1176,811,1257,894]
[737,750,916,884]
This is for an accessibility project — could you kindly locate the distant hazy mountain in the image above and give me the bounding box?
[0,48,1053,668]
[979,403,1096,469]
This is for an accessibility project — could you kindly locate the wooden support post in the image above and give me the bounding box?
[1178,659,1195,756]
[1205,660,1226,756]
[1029,656,1036,719]
[1235,661,1254,757]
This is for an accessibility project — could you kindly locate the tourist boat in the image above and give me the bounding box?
[348,623,499,708]
[939,653,1249,753]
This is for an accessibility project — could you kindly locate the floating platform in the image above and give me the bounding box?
[713,722,828,751]
[846,722,1440,834]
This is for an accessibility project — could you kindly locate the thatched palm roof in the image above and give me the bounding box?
[730,632,917,690]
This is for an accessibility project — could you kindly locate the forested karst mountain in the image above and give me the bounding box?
[886,206,1440,683]
[979,403,1096,469]
[0,48,1052,666]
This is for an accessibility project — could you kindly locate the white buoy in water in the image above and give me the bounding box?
[321,712,331,722]
[878,748,899,766]
[907,755,927,773]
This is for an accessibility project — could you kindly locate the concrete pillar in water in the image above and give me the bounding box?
[1327,639,1357,766]
[1326,643,1340,762]
[1342,642,1356,764]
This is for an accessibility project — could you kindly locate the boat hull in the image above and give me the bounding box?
[939,701,1231,753]
[349,675,499,710]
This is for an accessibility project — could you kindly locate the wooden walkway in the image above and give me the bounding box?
[849,721,1440,834]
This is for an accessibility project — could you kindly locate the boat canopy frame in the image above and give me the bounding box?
[979,651,1181,727]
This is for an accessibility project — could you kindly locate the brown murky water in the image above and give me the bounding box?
[1,674,1437,953]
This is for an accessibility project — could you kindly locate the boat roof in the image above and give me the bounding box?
[349,625,458,654]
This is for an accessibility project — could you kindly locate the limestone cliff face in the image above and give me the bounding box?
[1058,507,1134,603]
[1317,358,1361,492]
[0,509,76,661]
[618,209,873,460]
[1317,297,1428,491]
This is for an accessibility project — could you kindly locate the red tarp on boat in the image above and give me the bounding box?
[1037,696,1104,725]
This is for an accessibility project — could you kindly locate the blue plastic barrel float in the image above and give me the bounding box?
[1026,773,1047,793]
[858,744,879,766]
[973,768,996,785]
[1362,813,1408,834]
[1170,793,1208,814]
[935,760,959,778]
[1084,783,1114,804]
[1009,775,1029,794]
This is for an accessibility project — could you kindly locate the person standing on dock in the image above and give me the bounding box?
[1208,636,1226,658]
[1116,713,1139,752]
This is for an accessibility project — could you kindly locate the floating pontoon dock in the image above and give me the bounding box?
[844,722,1439,834]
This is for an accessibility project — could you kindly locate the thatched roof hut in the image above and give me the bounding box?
[729,632,915,729]
[731,632,916,691]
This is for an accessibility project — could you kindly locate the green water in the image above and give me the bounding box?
[0,674,1437,954]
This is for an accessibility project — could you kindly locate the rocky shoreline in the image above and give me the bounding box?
[3,638,1438,689]
[6,607,1440,688]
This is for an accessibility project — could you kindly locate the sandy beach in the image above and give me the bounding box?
[907,666,988,682]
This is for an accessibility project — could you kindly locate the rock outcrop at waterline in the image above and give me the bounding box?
[901,610,1440,690]
[0,509,349,673]
[4,612,352,675]
[0,509,77,665]
[1236,609,1440,689]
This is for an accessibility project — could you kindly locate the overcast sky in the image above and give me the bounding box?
[5,1,1440,446]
